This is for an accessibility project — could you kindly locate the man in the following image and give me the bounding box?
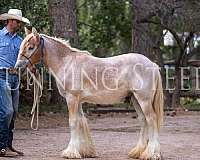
[0,9,30,157]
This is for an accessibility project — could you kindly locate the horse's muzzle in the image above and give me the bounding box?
[15,60,27,68]
[15,60,29,75]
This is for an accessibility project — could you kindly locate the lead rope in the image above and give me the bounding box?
[30,69,43,130]
[30,36,44,130]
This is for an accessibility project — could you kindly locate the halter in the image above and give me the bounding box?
[21,36,45,67]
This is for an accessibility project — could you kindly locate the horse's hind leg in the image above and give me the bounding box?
[136,98,161,160]
[61,94,96,159]
[140,104,161,160]
[128,96,148,159]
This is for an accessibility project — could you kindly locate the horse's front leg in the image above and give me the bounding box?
[61,95,96,159]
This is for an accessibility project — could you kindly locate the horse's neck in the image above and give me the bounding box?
[43,37,73,72]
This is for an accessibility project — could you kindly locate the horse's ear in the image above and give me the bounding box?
[32,27,38,36]
[32,27,40,42]
[24,27,32,36]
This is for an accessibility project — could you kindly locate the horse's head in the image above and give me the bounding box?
[15,27,44,70]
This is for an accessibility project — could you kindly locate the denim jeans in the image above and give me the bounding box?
[0,70,19,149]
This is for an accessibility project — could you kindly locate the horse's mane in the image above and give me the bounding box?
[40,34,91,55]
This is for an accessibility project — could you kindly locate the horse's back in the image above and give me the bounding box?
[89,52,157,68]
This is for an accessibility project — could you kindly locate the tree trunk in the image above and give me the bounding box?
[48,0,79,106]
[132,0,152,57]
[48,0,79,47]
[172,66,181,108]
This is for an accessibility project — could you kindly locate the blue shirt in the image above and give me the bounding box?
[0,27,22,68]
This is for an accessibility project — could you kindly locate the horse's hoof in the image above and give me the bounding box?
[61,148,81,159]
[79,148,97,158]
[128,146,145,159]
[151,153,162,160]
[81,153,97,158]
[139,152,162,160]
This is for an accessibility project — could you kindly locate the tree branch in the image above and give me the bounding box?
[138,19,184,52]
[184,32,194,51]
[180,32,195,66]
[186,45,200,60]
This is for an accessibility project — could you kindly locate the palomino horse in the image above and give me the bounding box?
[15,27,163,160]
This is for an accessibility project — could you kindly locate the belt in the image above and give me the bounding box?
[0,68,18,74]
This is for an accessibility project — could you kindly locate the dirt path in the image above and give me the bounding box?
[5,112,200,160]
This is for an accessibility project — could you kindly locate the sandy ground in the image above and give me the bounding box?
[4,111,200,160]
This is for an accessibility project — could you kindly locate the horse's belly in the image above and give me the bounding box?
[81,90,129,104]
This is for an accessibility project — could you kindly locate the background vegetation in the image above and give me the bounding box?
[1,0,200,112]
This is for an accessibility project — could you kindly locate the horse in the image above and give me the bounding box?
[15,27,164,160]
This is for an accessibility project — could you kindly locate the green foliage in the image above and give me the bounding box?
[1,0,132,57]
[0,0,50,34]
[78,0,132,56]
[181,98,200,110]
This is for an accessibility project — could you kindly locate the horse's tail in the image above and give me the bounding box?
[153,69,164,131]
